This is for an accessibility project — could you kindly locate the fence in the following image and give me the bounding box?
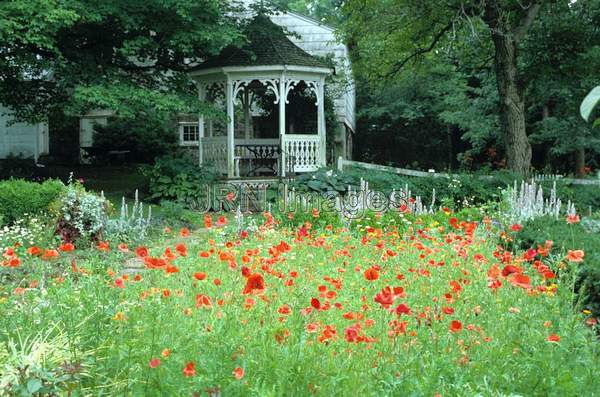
[336,157,600,186]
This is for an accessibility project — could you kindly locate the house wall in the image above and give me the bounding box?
[0,105,49,161]
[269,12,356,134]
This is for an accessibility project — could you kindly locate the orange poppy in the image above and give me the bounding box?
[364,267,379,281]
[566,250,584,263]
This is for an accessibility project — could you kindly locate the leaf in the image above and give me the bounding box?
[27,378,42,394]
[580,86,600,122]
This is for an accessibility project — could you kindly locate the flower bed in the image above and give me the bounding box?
[0,213,598,395]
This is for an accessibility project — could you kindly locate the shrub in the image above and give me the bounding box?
[143,154,218,207]
[52,182,111,243]
[517,216,600,317]
[0,179,66,224]
[91,118,178,164]
[0,154,36,179]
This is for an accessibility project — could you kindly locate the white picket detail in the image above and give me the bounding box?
[201,136,228,173]
[282,134,321,173]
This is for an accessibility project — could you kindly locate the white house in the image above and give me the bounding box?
[0,105,49,162]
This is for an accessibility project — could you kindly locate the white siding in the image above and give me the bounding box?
[269,12,356,131]
[0,105,48,160]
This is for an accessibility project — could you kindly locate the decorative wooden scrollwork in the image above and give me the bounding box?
[259,79,280,104]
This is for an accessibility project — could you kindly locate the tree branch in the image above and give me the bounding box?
[385,21,454,78]
[513,2,542,42]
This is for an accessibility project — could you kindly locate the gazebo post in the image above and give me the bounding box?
[197,83,206,167]
[317,76,326,167]
[279,75,287,177]
[243,87,251,140]
[226,76,235,178]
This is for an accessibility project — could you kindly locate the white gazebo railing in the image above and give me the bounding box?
[282,134,322,173]
[200,136,323,176]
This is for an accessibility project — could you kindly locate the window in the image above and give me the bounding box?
[180,123,199,145]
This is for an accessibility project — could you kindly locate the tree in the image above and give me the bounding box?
[340,0,546,174]
[0,0,242,124]
[523,0,600,175]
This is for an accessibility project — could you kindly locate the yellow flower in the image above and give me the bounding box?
[583,309,592,315]
[113,311,126,321]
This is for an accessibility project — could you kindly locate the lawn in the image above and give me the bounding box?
[1,211,598,396]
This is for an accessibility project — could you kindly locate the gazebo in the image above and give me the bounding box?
[189,14,332,178]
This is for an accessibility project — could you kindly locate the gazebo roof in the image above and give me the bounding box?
[192,14,330,71]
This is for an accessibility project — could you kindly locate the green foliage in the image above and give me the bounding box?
[0,0,242,124]
[155,200,202,228]
[142,154,218,206]
[518,216,600,317]
[91,118,178,164]
[0,327,90,395]
[0,155,37,179]
[0,179,65,225]
[291,168,357,194]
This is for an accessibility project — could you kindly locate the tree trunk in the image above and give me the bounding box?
[575,147,585,177]
[490,31,532,175]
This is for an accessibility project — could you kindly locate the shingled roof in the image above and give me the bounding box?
[193,14,330,70]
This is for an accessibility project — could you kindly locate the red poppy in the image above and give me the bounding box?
[114,278,125,289]
[566,214,580,224]
[310,298,321,310]
[509,274,531,289]
[149,358,160,368]
[118,243,129,253]
[59,243,75,252]
[449,320,463,333]
[42,249,59,260]
[278,304,292,315]
[510,224,522,232]
[26,246,41,256]
[175,243,187,257]
[97,241,110,252]
[344,326,360,343]
[193,272,206,281]
[364,267,379,281]
[233,367,244,380]
[216,216,228,227]
[195,294,212,308]
[136,246,149,257]
[204,215,213,229]
[442,307,455,315]
[7,257,21,267]
[546,334,560,343]
[395,303,411,316]
[501,265,521,277]
[242,273,265,295]
[182,361,196,377]
[179,227,190,237]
